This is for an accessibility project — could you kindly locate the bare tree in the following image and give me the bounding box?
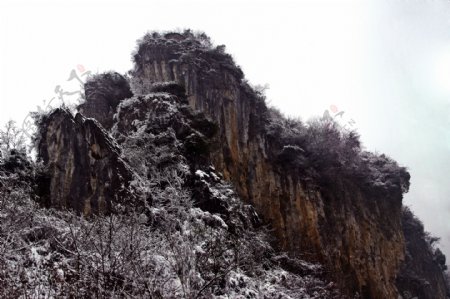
[0,120,26,155]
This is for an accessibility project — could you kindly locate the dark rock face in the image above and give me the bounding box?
[37,108,134,214]
[396,207,450,299]
[78,72,133,130]
[130,31,406,298]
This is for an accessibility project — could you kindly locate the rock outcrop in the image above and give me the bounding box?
[32,30,449,298]
[78,72,133,130]
[129,31,409,298]
[37,108,134,214]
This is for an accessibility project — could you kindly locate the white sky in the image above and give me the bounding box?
[1,0,450,257]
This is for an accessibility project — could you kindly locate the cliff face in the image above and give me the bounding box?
[37,108,134,214]
[31,30,449,298]
[130,31,408,298]
[78,72,133,130]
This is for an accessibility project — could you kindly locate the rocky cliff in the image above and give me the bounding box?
[27,30,450,298]
[129,31,410,298]
[24,84,342,298]
[36,108,135,214]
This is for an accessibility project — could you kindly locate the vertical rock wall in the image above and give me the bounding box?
[37,109,133,214]
[130,32,406,298]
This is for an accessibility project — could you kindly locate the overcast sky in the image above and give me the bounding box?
[1,0,449,257]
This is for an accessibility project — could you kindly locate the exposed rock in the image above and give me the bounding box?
[78,72,133,130]
[31,30,447,298]
[130,30,408,298]
[37,108,134,214]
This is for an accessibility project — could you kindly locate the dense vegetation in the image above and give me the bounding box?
[265,107,410,197]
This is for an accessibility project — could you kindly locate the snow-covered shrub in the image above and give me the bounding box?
[0,158,343,298]
[356,152,410,196]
